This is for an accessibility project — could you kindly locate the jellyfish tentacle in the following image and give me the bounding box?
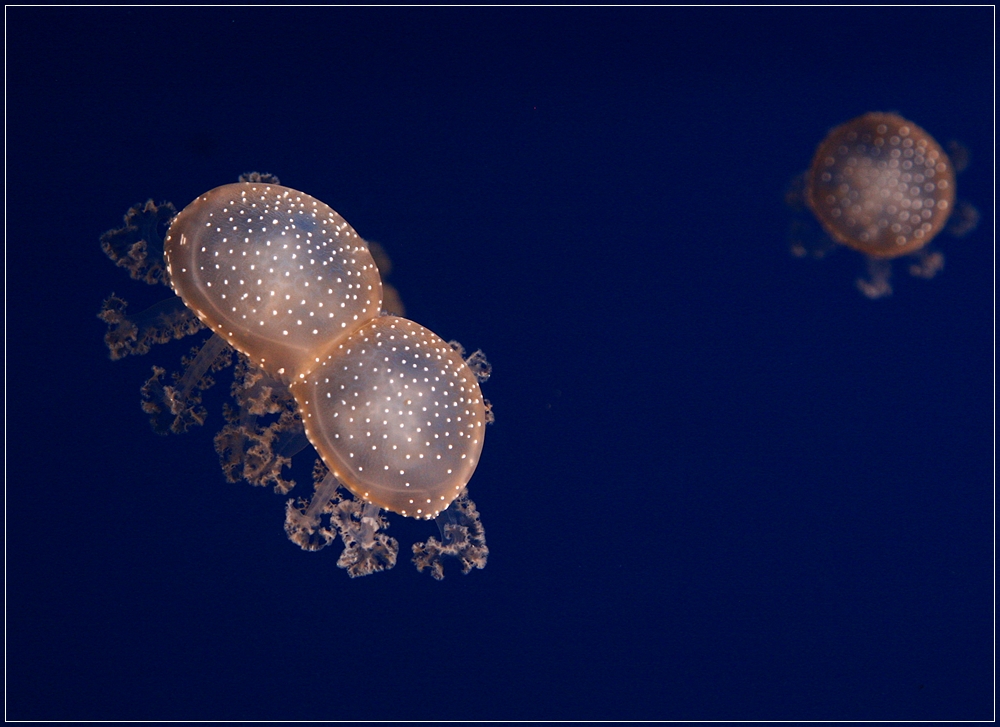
[332,497,399,578]
[212,354,302,492]
[908,249,945,280]
[285,464,399,576]
[138,334,232,434]
[172,334,232,403]
[98,295,202,360]
[412,490,488,580]
[285,467,341,551]
[856,257,893,300]
[464,348,492,383]
[100,199,176,286]
[238,171,280,185]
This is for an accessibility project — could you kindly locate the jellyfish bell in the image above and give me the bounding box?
[292,316,488,519]
[790,112,972,298]
[805,112,955,259]
[163,183,383,380]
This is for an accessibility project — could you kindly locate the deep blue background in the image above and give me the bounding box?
[7,7,993,721]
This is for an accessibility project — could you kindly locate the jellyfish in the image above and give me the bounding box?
[100,176,492,578]
[791,112,976,298]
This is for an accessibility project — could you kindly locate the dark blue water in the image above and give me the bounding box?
[7,6,993,721]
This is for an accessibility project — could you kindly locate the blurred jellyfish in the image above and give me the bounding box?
[789,112,977,298]
[99,174,493,578]
[367,240,406,317]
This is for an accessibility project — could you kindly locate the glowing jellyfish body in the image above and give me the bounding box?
[294,316,487,518]
[163,183,383,378]
[806,112,955,259]
[163,183,486,519]
[794,112,964,298]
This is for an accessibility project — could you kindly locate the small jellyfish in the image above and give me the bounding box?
[807,112,955,259]
[102,178,492,578]
[794,112,972,298]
